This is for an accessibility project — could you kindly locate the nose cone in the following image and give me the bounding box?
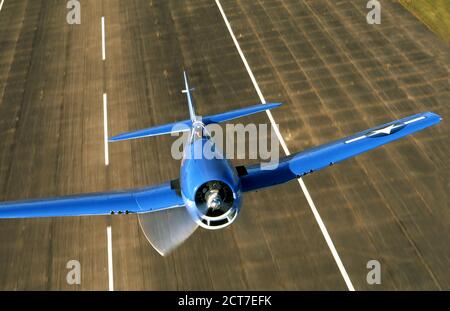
[206,190,222,209]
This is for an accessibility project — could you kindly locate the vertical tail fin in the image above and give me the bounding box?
[182,71,196,122]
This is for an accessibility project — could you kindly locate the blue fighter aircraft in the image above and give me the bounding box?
[0,72,442,255]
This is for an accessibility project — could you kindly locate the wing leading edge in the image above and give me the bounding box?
[0,181,184,219]
[240,112,442,192]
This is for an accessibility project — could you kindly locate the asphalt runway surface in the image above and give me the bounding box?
[0,0,448,290]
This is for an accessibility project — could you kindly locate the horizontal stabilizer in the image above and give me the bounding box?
[203,103,281,124]
[109,103,282,142]
[240,112,442,192]
[109,120,192,142]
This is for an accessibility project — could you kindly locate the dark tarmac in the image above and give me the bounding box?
[0,0,448,290]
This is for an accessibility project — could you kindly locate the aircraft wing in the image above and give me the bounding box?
[0,181,184,218]
[239,112,442,192]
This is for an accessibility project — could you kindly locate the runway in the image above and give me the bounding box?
[0,0,448,290]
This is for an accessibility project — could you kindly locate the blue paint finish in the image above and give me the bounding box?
[180,135,242,224]
[0,182,184,218]
[180,137,239,202]
[109,120,192,142]
[203,102,281,124]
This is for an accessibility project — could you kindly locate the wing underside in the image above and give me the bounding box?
[0,181,184,218]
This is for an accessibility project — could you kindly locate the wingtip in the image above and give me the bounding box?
[266,102,283,108]
[109,134,131,142]
[424,111,443,122]
[108,136,120,143]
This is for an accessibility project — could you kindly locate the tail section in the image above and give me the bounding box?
[109,71,282,143]
[182,71,196,122]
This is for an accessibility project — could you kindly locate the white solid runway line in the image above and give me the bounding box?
[214,0,355,291]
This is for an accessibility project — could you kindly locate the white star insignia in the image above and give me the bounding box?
[369,124,396,136]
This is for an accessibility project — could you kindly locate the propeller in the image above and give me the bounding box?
[138,206,198,256]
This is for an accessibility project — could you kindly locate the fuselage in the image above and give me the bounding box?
[180,121,242,229]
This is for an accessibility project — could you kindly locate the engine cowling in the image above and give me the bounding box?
[180,130,241,229]
[193,180,238,229]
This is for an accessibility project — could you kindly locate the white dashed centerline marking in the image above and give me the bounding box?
[215,0,355,291]
[102,16,113,292]
[107,226,114,291]
[101,16,106,61]
[103,93,109,166]
[0,0,5,13]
